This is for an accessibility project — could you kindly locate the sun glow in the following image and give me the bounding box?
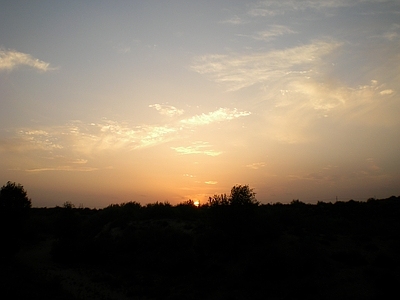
[194,200,200,207]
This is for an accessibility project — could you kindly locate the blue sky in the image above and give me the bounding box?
[1,0,399,207]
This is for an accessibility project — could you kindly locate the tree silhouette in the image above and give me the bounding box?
[0,181,32,257]
[0,181,31,211]
[229,184,259,206]
[208,193,229,206]
[208,185,259,207]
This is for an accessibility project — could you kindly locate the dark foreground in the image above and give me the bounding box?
[1,197,400,299]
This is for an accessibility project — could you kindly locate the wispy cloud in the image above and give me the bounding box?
[263,78,399,144]
[149,104,184,117]
[379,89,394,95]
[0,48,54,72]
[72,159,88,164]
[220,15,247,25]
[302,165,342,182]
[73,120,179,152]
[114,43,131,54]
[383,24,400,41]
[6,107,250,155]
[205,181,218,185]
[246,162,266,169]
[191,36,399,145]
[180,108,251,125]
[247,0,378,17]
[251,25,296,41]
[183,174,195,178]
[171,141,222,156]
[1,106,251,170]
[191,40,340,91]
[301,157,386,184]
[26,166,99,173]
[4,120,178,157]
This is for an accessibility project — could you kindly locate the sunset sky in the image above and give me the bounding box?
[1,0,399,207]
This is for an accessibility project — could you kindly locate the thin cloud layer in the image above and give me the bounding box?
[248,0,381,16]
[0,48,54,72]
[26,166,99,173]
[251,25,296,41]
[191,40,340,91]
[171,141,222,157]
[383,24,400,41]
[1,106,250,171]
[180,108,251,125]
[246,162,266,170]
[220,15,246,25]
[205,181,218,185]
[149,104,184,117]
[191,32,398,146]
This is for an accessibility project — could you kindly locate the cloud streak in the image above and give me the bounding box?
[0,48,54,72]
[251,25,296,41]
[246,162,266,169]
[191,36,398,146]
[180,108,251,125]
[247,0,385,16]
[149,104,184,117]
[171,141,222,157]
[191,40,340,91]
[1,106,251,171]
[26,166,99,173]
[220,15,246,25]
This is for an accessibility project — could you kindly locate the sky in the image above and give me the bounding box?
[1,0,399,208]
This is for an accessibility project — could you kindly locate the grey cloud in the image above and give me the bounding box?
[220,15,247,25]
[248,0,387,17]
[252,25,296,41]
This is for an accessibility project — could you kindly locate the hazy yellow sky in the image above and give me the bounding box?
[1,1,399,207]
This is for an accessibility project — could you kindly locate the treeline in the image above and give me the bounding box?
[35,196,400,299]
[1,181,400,299]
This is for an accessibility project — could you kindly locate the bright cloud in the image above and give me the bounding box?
[191,34,399,146]
[180,108,251,125]
[70,120,179,152]
[171,141,222,156]
[149,104,184,117]
[263,78,399,144]
[205,181,218,185]
[380,89,394,95]
[8,107,251,156]
[1,105,252,172]
[0,48,54,72]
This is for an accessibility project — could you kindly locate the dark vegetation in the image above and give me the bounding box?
[1,182,400,299]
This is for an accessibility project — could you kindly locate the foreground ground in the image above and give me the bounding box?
[1,196,399,299]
